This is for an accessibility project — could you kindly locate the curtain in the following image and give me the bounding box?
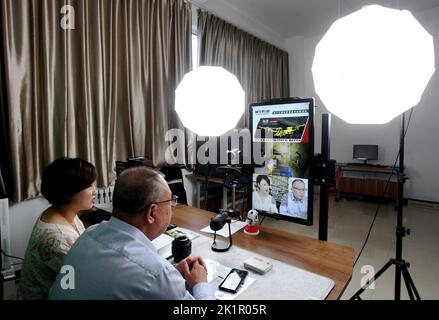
[0,8,11,198]
[197,10,290,129]
[0,0,192,202]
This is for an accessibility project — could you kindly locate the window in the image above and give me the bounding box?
[192,33,198,69]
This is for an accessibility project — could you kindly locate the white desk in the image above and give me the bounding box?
[190,234,335,300]
[173,205,354,300]
[90,204,354,300]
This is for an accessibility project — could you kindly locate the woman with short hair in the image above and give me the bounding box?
[17,157,97,299]
[252,175,278,213]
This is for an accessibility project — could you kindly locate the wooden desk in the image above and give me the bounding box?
[172,205,355,300]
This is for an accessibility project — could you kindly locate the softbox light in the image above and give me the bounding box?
[175,66,245,136]
[312,5,435,124]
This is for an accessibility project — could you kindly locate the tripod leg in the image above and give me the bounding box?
[350,260,393,300]
[395,262,402,300]
[401,267,414,300]
[401,266,421,300]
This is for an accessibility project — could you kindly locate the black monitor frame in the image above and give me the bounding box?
[250,97,314,226]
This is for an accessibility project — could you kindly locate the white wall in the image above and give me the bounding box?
[286,9,439,202]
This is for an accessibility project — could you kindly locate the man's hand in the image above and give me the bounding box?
[185,256,208,271]
[175,256,209,289]
[175,256,207,274]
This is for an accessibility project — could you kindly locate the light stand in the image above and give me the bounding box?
[318,113,331,241]
[351,113,420,300]
[312,113,335,241]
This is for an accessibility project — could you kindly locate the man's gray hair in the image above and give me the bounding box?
[112,167,166,215]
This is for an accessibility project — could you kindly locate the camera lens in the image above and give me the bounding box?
[171,235,192,263]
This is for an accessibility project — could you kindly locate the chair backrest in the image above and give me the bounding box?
[115,161,127,176]
[159,166,188,205]
[8,197,51,261]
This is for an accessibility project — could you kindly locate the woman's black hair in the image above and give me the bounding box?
[256,175,270,186]
[41,157,97,206]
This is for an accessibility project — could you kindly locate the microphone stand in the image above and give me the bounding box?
[211,218,233,252]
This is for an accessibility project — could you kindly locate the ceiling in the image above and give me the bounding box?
[215,0,439,38]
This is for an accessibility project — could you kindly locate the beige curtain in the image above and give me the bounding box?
[197,10,290,129]
[0,0,192,202]
[0,16,11,197]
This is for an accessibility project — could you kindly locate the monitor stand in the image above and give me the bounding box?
[355,158,368,165]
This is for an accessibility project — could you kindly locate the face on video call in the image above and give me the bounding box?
[292,179,306,201]
[257,177,271,195]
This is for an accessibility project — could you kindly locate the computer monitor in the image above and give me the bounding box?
[250,98,314,226]
[353,145,378,164]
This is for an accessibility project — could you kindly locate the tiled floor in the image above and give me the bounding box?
[262,194,439,300]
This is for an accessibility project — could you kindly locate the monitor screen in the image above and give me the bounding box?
[250,98,314,226]
[353,145,378,161]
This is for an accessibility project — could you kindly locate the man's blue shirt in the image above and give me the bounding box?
[49,217,214,300]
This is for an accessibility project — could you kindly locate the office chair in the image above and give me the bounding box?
[216,165,249,220]
[114,160,188,205]
[159,165,188,205]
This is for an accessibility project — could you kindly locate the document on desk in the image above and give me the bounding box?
[200,220,246,238]
[152,234,174,251]
[94,203,113,213]
[165,227,200,240]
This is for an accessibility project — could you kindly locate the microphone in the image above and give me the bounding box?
[210,211,233,252]
[210,212,229,231]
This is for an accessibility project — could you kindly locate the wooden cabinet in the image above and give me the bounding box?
[336,164,398,200]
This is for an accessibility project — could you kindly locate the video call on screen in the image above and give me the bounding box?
[251,101,312,222]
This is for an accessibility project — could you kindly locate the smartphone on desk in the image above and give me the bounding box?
[218,268,248,294]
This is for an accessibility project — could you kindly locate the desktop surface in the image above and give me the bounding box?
[172,205,354,300]
[347,162,389,168]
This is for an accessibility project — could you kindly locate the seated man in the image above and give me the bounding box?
[49,167,214,300]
